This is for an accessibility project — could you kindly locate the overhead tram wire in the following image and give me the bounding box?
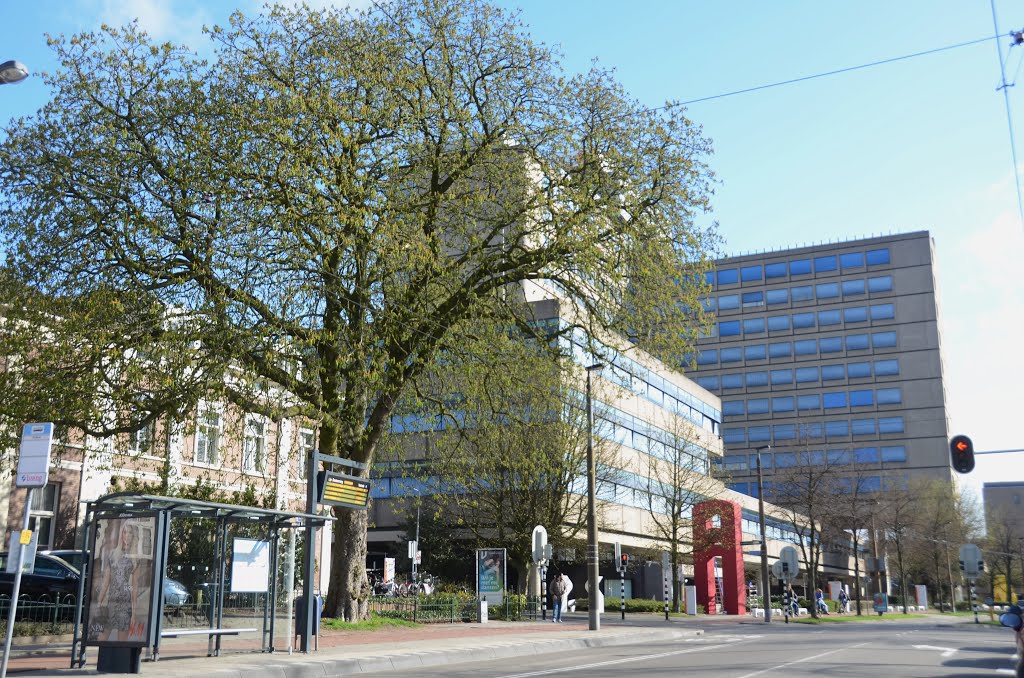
[990,1,1024,231]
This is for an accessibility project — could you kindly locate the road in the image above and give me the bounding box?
[358,616,1021,678]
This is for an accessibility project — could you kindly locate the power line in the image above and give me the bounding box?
[989,0,1024,231]
[676,35,999,107]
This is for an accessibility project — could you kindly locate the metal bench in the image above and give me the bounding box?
[161,627,258,638]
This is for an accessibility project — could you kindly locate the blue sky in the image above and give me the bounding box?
[2,1,1022,503]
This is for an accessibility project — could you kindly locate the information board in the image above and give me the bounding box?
[231,538,271,593]
[16,423,53,488]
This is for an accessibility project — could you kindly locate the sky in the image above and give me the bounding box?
[1,0,1022,506]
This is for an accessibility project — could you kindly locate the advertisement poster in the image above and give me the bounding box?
[231,538,270,593]
[476,548,506,606]
[87,515,157,646]
[384,557,396,583]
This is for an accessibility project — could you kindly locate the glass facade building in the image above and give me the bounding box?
[688,231,952,494]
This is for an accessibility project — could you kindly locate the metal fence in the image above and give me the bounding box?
[0,594,78,635]
[368,596,481,623]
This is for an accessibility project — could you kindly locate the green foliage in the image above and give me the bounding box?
[321,614,419,630]
[0,0,717,618]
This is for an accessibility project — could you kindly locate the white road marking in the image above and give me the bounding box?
[912,644,959,658]
[493,639,758,678]
[732,642,869,678]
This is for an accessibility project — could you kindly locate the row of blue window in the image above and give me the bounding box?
[719,445,907,472]
[718,305,894,336]
[732,476,884,497]
[595,400,712,470]
[698,334,902,367]
[722,387,902,416]
[708,249,891,287]
[693,358,899,392]
[706,276,893,311]
[741,514,803,544]
[566,329,722,428]
[721,416,906,444]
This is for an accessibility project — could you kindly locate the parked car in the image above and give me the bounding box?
[38,549,191,608]
[0,552,80,600]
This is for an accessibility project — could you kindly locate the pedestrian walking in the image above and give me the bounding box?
[549,570,568,622]
[838,588,849,614]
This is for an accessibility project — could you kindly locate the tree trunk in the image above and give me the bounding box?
[324,507,370,620]
[853,536,863,616]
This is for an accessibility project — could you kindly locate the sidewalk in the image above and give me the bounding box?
[7,613,706,677]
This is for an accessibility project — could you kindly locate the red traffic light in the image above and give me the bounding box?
[950,434,975,474]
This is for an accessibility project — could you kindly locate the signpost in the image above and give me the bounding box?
[959,543,983,624]
[1,423,54,678]
[771,547,801,625]
[532,526,548,620]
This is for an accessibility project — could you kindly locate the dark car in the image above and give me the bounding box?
[38,549,191,608]
[0,552,80,601]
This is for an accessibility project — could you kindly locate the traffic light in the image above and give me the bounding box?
[950,434,975,474]
[620,553,629,571]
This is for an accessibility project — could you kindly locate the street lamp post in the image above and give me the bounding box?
[0,61,29,85]
[1017,537,1024,603]
[755,445,772,623]
[585,363,604,631]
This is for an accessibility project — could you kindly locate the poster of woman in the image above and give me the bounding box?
[86,515,157,646]
[476,548,506,606]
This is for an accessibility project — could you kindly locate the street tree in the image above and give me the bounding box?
[637,426,723,612]
[0,1,716,620]
[825,457,883,615]
[877,476,921,614]
[984,506,1023,601]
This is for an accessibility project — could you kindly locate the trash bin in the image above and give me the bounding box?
[295,593,323,650]
[478,599,488,623]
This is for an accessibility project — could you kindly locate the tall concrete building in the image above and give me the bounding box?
[688,231,952,494]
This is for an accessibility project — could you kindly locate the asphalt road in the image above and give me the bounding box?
[357,616,1021,678]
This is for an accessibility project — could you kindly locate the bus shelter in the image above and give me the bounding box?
[69,492,331,672]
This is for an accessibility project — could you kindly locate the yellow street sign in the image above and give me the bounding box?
[20,529,32,545]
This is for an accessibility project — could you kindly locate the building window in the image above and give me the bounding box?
[846,334,870,350]
[723,428,746,444]
[825,420,849,438]
[722,374,744,389]
[195,405,221,465]
[742,291,765,307]
[793,312,815,329]
[130,420,157,455]
[840,252,865,269]
[801,424,824,439]
[719,294,740,310]
[748,426,771,442]
[774,424,796,440]
[878,416,905,434]
[814,255,838,272]
[870,303,895,320]
[243,416,267,474]
[741,265,763,282]
[29,483,60,550]
[872,331,897,348]
[797,394,821,410]
[766,288,789,305]
[723,400,745,416]
[746,371,769,387]
[854,446,879,464]
[299,428,316,478]
[816,282,839,299]
[842,279,866,296]
[824,392,848,409]
[877,388,902,405]
[766,262,788,278]
[866,249,891,266]
[819,337,842,353]
[881,445,907,463]
[743,318,766,335]
[847,362,871,378]
[701,296,716,312]
[818,309,841,326]
[747,398,770,414]
[697,349,718,365]
[843,307,867,323]
[874,359,900,376]
[794,339,817,355]
[795,367,819,383]
[789,259,812,275]
[720,320,741,336]
[772,396,795,412]
[768,315,790,331]
[696,376,720,391]
[791,285,813,302]
[721,347,743,363]
[868,275,893,292]
[850,390,874,407]
[770,369,793,385]
[852,418,876,435]
[745,344,767,361]
[821,364,845,381]
[769,342,792,358]
[717,268,739,285]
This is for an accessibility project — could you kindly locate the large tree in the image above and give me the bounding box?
[0,1,715,619]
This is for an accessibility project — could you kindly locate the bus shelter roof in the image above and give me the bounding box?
[87,491,332,528]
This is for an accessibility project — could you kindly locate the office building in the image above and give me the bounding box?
[688,231,952,494]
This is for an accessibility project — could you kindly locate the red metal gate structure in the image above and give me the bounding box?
[692,499,746,615]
